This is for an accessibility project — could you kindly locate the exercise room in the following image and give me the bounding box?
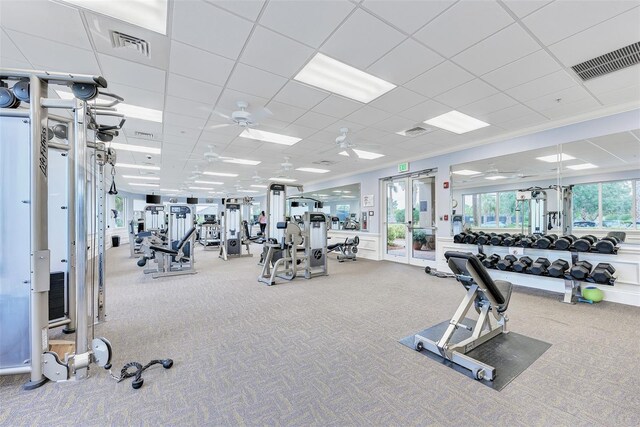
[1,0,640,425]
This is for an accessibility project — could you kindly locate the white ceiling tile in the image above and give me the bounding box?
[536,96,602,120]
[210,0,266,21]
[259,0,355,48]
[404,61,474,97]
[172,0,253,60]
[264,101,307,123]
[0,57,31,69]
[400,99,451,122]
[594,83,640,106]
[526,86,595,114]
[369,87,427,114]
[272,81,330,110]
[361,0,455,34]
[226,63,288,99]
[198,131,237,145]
[312,95,364,118]
[0,1,91,50]
[98,53,165,92]
[321,9,406,69]
[482,50,562,91]
[367,38,444,85]
[164,124,202,140]
[122,119,163,140]
[166,73,223,104]
[281,123,318,139]
[522,0,637,46]
[107,83,165,110]
[413,1,513,58]
[372,115,418,133]
[215,88,269,116]
[165,96,213,119]
[169,41,235,86]
[507,70,578,102]
[549,7,640,68]
[293,111,338,130]
[322,119,366,134]
[501,0,552,18]
[344,106,391,126]
[434,79,498,108]
[6,31,100,75]
[486,103,539,124]
[497,111,549,130]
[240,26,314,78]
[0,29,28,62]
[585,66,640,96]
[164,112,207,130]
[458,93,519,120]
[452,24,540,75]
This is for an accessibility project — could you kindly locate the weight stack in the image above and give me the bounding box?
[49,272,66,321]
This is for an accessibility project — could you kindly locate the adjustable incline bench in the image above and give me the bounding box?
[414,251,513,381]
[327,235,359,262]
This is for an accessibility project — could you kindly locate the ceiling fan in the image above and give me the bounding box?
[210,100,272,130]
[182,145,232,164]
[329,128,381,159]
[251,170,266,183]
[270,156,295,181]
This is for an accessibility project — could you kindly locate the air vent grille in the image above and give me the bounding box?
[313,160,336,166]
[571,42,640,81]
[134,131,155,139]
[110,31,150,58]
[397,126,433,137]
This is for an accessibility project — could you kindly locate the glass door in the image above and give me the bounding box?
[384,174,437,266]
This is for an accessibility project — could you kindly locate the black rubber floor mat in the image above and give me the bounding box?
[399,319,551,391]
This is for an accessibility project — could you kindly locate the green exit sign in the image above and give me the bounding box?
[398,162,409,173]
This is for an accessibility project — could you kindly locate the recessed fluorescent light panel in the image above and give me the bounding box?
[122,175,159,180]
[240,129,301,146]
[425,110,489,134]
[223,158,262,166]
[110,142,161,155]
[295,167,330,174]
[485,175,506,180]
[536,153,576,163]
[294,53,396,103]
[194,180,224,185]
[117,163,160,171]
[160,188,179,192]
[203,172,239,177]
[567,163,597,170]
[55,90,163,122]
[269,177,296,182]
[129,182,159,187]
[238,190,259,193]
[338,149,385,160]
[62,0,168,34]
[189,186,214,190]
[251,185,267,188]
[452,169,480,176]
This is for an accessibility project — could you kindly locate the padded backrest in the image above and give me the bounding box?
[607,231,626,242]
[445,251,506,306]
[276,221,287,229]
[176,227,197,250]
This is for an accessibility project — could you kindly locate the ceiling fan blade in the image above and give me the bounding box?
[209,123,232,130]
[251,107,273,124]
[212,110,231,120]
[346,147,358,158]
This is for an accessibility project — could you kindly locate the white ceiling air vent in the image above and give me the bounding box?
[313,160,337,166]
[110,31,150,58]
[571,41,640,81]
[397,126,434,137]
[134,130,155,139]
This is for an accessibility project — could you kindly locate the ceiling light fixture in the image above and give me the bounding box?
[250,184,268,188]
[61,0,168,34]
[485,175,506,180]
[567,163,598,170]
[160,188,179,192]
[110,142,161,155]
[452,169,481,176]
[269,177,296,182]
[202,172,239,177]
[239,129,301,146]
[425,111,490,134]
[338,149,385,160]
[117,163,160,171]
[129,182,159,187]
[294,53,396,103]
[223,158,262,166]
[122,175,159,180]
[194,180,224,185]
[189,186,215,190]
[536,153,576,163]
[238,190,259,193]
[295,167,330,174]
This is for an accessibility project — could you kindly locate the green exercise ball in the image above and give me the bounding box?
[582,286,604,303]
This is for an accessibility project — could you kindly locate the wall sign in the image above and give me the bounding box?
[398,162,409,173]
[362,194,374,207]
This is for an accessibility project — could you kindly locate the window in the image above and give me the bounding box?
[573,183,599,227]
[480,193,496,227]
[573,180,637,229]
[463,194,475,226]
[602,181,632,228]
[109,195,125,229]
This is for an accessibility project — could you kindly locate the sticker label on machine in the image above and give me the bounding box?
[309,213,326,222]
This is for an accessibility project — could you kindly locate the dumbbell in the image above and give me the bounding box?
[553,235,576,251]
[590,263,616,285]
[512,256,533,273]
[529,257,551,275]
[490,233,510,246]
[570,260,593,281]
[453,232,468,244]
[463,232,480,244]
[502,234,523,247]
[534,234,557,249]
[573,235,597,252]
[595,236,619,254]
[497,254,518,271]
[475,253,487,263]
[547,259,570,277]
[482,254,501,269]
[519,234,539,248]
[476,234,492,245]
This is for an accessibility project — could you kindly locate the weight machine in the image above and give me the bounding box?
[128,204,166,258]
[219,197,253,260]
[516,185,573,235]
[0,68,125,388]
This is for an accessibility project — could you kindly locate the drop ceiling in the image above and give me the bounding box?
[1,0,639,196]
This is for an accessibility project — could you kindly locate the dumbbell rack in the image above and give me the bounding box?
[466,243,617,304]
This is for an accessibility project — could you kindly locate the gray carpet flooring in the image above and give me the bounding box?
[1,244,639,426]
